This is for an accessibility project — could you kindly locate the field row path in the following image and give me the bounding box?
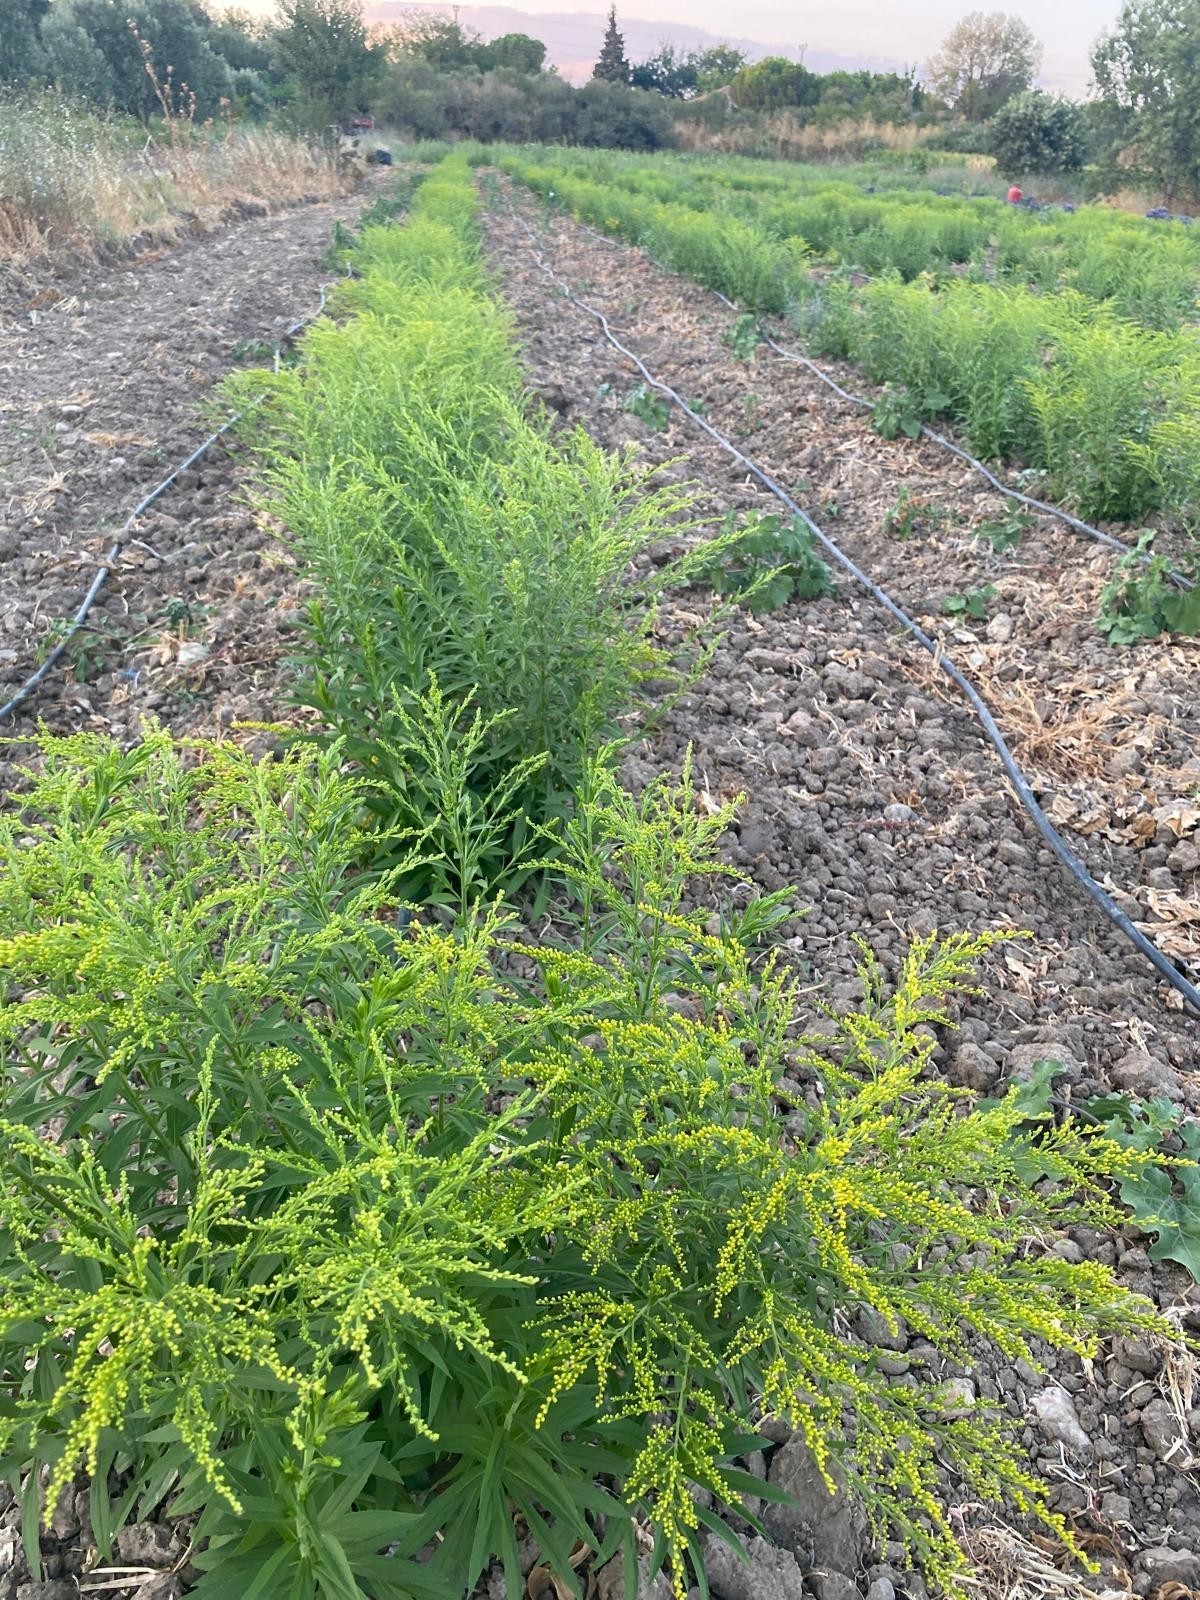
[0,182,375,763]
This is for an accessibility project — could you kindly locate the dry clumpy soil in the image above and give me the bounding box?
[483,193,1200,1600]
[0,181,377,779]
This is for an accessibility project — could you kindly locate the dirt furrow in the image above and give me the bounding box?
[0,181,377,762]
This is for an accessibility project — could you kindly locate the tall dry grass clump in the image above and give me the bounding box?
[672,111,945,162]
[0,90,355,270]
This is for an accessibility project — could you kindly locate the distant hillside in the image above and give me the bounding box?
[364,3,905,84]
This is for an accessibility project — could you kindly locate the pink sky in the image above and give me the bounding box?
[466,0,1119,93]
[232,0,1121,93]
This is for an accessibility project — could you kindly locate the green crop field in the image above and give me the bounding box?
[3,137,1200,1600]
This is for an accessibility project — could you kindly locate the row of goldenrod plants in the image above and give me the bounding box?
[501,150,1200,534]
[504,146,1200,332]
[0,154,1168,1600]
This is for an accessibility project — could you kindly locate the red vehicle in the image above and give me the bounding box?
[346,112,375,134]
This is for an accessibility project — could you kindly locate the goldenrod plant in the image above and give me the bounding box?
[0,731,1167,1600]
[502,147,1200,602]
[225,156,711,903]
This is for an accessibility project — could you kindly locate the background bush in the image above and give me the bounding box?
[989,90,1086,177]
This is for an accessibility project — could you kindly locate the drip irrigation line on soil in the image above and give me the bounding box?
[754,321,1194,593]
[0,283,339,727]
[567,213,1192,591]
[515,215,1200,1018]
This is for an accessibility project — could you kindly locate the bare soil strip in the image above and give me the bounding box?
[0,183,375,771]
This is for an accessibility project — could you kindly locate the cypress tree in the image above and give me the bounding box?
[592,5,629,83]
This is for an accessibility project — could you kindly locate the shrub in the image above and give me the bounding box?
[1025,316,1179,520]
[989,90,1086,177]
[0,730,1167,1600]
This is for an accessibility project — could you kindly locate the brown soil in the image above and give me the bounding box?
[0,179,379,771]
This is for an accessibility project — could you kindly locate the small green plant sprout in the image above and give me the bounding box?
[881,486,948,540]
[1096,532,1200,644]
[872,385,925,441]
[35,618,107,683]
[693,511,836,614]
[724,313,763,360]
[230,336,277,364]
[626,383,670,430]
[942,583,997,619]
[973,503,1033,554]
[990,1065,1200,1280]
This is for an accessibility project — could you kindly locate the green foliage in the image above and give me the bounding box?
[225,156,702,902]
[724,312,763,360]
[0,730,1168,1599]
[1096,533,1200,642]
[625,382,669,428]
[990,90,1086,176]
[882,487,949,539]
[0,0,48,85]
[973,503,1031,553]
[1091,1097,1200,1278]
[693,511,837,612]
[271,0,385,129]
[730,57,821,113]
[40,0,234,118]
[1091,0,1200,205]
[592,5,629,85]
[943,583,997,618]
[928,11,1041,120]
[872,386,925,440]
[998,1069,1200,1280]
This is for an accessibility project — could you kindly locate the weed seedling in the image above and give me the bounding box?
[230,337,276,364]
[973,504,1032,554]
[694,510,836,613]
[990,1062,1200,1279]
[942,583,996,619]
[725,313,763,360]
[1096,532,1200,644]
[872,385,924,441]
[36,619,107,682]
[625,384,670,430]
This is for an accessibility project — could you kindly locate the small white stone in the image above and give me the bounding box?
[1031,1385,1092,1456]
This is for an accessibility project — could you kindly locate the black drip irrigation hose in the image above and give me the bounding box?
[515,215,1200,1018]
[753,319,1194,593]
[566,211,1192,592]
[0,281,339,726]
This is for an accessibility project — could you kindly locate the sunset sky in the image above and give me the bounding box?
[234,0,1124,92]
[454,0,1121,91]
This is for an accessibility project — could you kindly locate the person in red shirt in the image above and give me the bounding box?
[1007,184,1023,203]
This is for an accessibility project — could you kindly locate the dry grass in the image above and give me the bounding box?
[955,1522,1118,1600]
[671,112,948,162]
[0,93,358,271]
